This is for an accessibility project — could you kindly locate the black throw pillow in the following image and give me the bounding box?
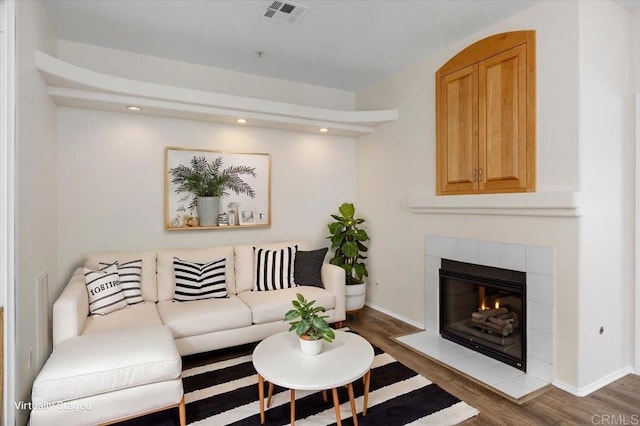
[294,248,328,288]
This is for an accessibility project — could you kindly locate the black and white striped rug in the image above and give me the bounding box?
[181,341,479,425]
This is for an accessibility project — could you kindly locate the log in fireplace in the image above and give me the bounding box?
[439,259,526,371]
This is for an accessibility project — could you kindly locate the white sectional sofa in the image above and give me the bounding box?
[53,240,346,355]
[31,241,345,425]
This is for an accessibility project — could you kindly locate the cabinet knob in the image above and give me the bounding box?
[472,169,477,182]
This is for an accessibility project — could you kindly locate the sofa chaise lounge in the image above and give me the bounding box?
[30,241,346,425]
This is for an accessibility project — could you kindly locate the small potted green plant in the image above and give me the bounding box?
[284,293,335,356]
[327,203,370,311]
[169,156,256,226]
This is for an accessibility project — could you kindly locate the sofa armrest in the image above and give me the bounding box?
[53,268,89,346]
[321,263,346,322]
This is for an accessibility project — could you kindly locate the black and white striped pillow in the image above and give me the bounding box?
[84,264,128,317]
[99,260,144,305]
[253,245,297,291]
[173,257,227,302]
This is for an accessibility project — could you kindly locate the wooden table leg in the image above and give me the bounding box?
[363,370,371,416]
[332,388,342,426]
[178,395,186,426]
[322,389,328,403]
[290,389,296,426]
[347,383,358,426]
[267,382,274,408]
[258,375,265,424]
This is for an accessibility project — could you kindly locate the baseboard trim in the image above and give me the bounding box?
[364,303,424,329]
[552,366,634,397]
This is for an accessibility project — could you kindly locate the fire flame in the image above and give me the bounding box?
[480,299,500,310]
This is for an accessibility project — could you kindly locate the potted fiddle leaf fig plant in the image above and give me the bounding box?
[284,293,335,356]
[169,156,256,227]
[327,202,370,311]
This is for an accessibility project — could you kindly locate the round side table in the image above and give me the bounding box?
[252,330,374,426]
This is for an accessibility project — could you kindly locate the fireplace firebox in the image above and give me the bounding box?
[439,259,526,371]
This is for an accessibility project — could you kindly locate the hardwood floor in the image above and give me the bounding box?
[125,306,640,425]
[348,306,640,426]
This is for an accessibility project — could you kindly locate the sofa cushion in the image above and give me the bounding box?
[173,257,227,301]
[294,248,328,288]
[32,325,180,405]
[237,286,335,324]
[86,251,158,302]
[157,246,235,301]
[157,295,252,339]
[84,264,128,317]
[235,241,309,293]
[254,245,297,291]
[82,302,163,336]
[99,260,144,305]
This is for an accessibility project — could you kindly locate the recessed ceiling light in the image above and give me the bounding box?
[319,128,329,133]
[126,106,142,111]
[237,118,248,124]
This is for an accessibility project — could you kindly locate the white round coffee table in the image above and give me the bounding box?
[252,330,374,426]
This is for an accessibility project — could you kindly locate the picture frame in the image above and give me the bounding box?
[238,208,257,226]
[165,147,270,230]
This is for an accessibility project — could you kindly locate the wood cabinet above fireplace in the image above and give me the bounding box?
[436,31,536,195]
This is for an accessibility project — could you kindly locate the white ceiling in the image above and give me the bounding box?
[42,0,634,92]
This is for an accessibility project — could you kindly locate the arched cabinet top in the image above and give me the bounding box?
[437,31,535,77]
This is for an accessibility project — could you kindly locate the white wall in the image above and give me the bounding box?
[577,0,634,390]
[56,40,355,110]
[632,10,640,95]
[633,8,640,373]
[57,108,356,283]
[355,0,583,387]
[52,43,359,282]
[15,0,58,423]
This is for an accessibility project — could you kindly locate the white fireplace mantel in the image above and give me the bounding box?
[408,191,580,217]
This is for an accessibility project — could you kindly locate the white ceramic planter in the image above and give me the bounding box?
[345,282,366,311]
[299,336,323,356]
[196,196,220,226]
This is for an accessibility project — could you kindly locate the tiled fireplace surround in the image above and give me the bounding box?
[398,235,555,400]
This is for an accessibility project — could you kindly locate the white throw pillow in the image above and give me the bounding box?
[253,245,298,291]
[84,264,128,317]
[173,257,227,302]
[99,260,144,305]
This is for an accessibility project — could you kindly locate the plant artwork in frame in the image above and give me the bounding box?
[165,148,270,230]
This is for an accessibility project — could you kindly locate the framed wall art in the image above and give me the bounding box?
[238,208,257,226]
[165,147,270,230]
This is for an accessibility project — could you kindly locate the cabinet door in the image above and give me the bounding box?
[478,44,527,192]
[436,64,478,194]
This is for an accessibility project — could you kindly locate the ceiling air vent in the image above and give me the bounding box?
[262,1,310,25]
